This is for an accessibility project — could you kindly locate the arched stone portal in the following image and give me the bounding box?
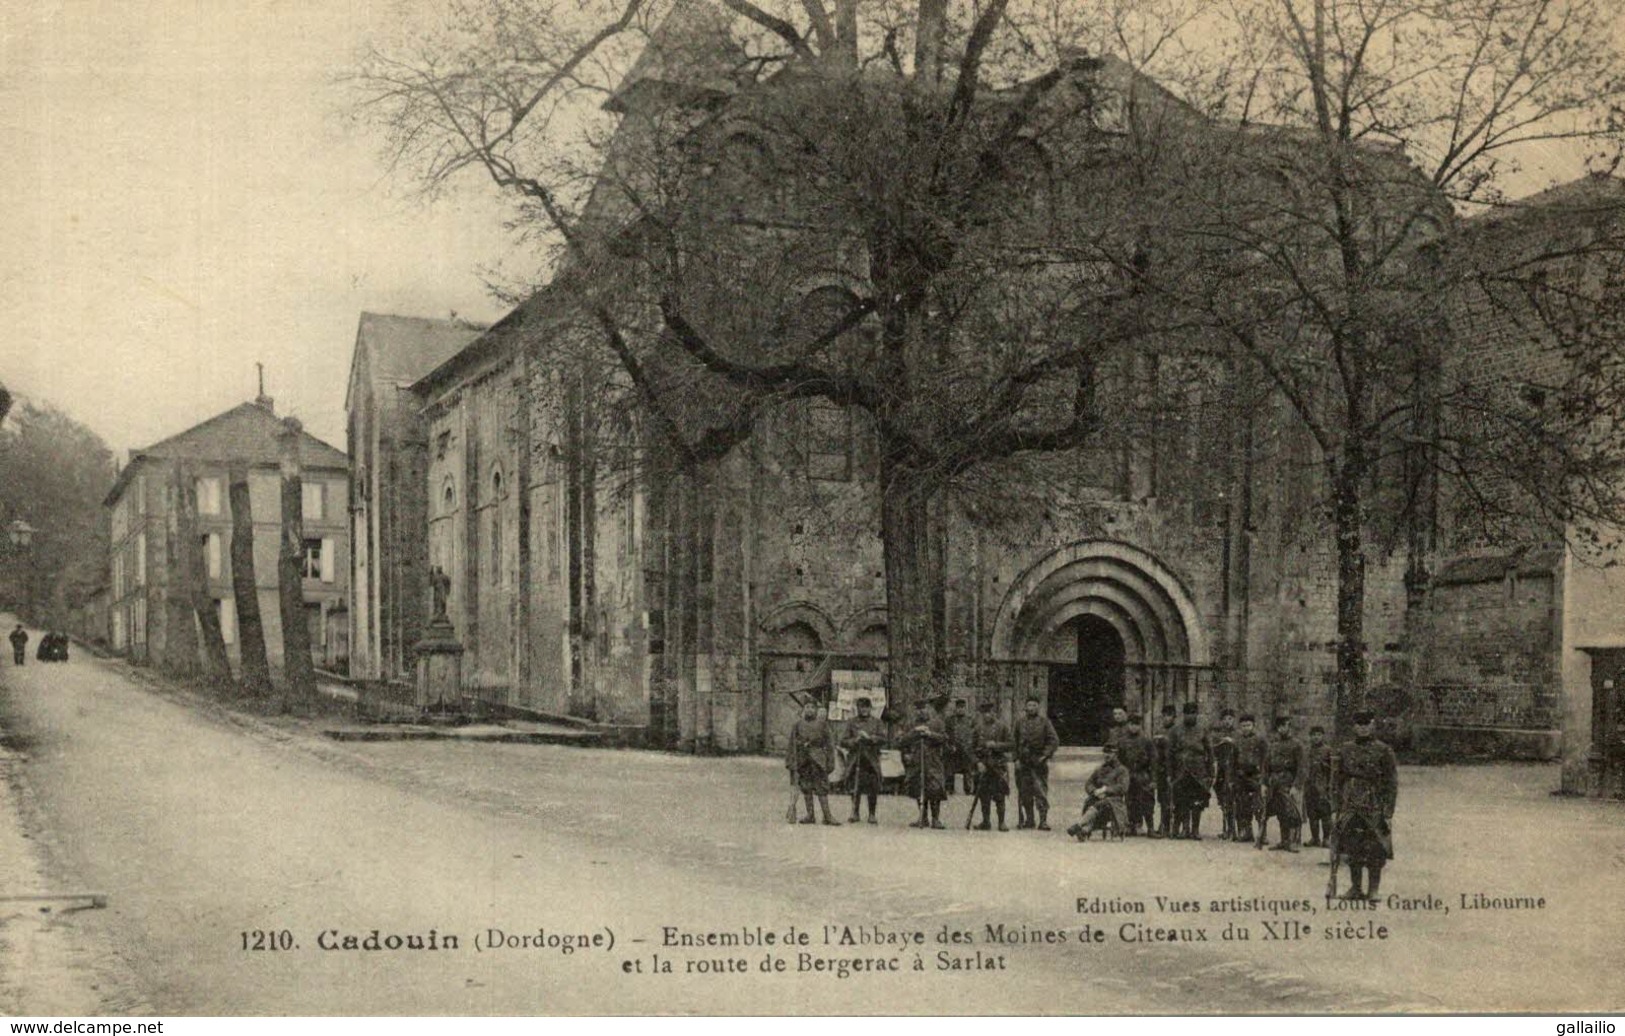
[990,540,1210,744]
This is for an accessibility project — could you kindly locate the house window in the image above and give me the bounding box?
[490,465,506,502]
[196,477,223,516]
[202,533,222,580]
[215,597,237,645]
[135,532,147,586]
[441,477,457,516]
[302,482,325,522]
[303,537,336,582]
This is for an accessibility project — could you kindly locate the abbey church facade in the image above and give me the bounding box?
[350,12,1625,797]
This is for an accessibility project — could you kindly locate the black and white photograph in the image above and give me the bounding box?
[2,0,1624,1020]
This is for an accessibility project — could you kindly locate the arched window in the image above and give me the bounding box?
[490,464,506,502]
[440,477,457,515]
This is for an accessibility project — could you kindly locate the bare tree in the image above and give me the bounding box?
[1113,0,1625,729]
[229,462,274,697]
[347,0,1210,709]
[277,419,318,707]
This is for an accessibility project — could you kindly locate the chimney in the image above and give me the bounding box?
[254,362,275,414]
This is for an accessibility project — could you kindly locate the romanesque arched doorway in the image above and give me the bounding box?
[990,540,1211,744]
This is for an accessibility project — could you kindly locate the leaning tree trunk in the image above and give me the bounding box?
[880,454,946,714]
[276,419,317,706]
[228,462,273,697]
[1332,446,1369,737]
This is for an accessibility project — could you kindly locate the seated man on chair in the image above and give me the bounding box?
[1068,744,1130,841]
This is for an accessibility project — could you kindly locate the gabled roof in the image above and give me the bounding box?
[346,311,487,412]
[103,402,348,507]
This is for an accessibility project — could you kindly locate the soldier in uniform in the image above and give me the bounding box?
[1014,696,1060,830]
[1166,701,1214,839]
[786,697,839,825]
[944,697,977,795]
[1115,714,1157,836]
[1261,715,1306,852]
[1231,713,1267,843]
[1335,710,1399,901]
[1152,704,1177,838]
[897,699,949,829]
[841,696,888,824]
[1211,709,1239,840]
[1069,743,1130,841]
[970,699,1012,831]
[1303,724,1333,848]
[1103,705,1129,750]
[9,624,26,666]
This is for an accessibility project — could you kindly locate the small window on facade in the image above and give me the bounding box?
[302,482,324,522]
[442,478,457,515]
[201,533,222,580]
[491,465,505,502]
[435,430,451,459]
[196,477,223,516]
[302,538,324,581]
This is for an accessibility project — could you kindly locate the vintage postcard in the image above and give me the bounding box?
[2,0,1623,1019]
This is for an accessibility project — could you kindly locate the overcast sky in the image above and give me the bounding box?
[0,0,533,454]
[0,1,1609,458]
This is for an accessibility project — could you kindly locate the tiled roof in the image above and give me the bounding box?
[104,402,347,507]
[355,312,486,387]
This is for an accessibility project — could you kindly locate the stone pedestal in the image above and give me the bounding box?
[414,618,465,712]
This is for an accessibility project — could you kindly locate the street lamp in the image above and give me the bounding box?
[6,518,36,623]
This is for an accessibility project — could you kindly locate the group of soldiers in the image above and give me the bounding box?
[785,693,1401,901]
[785,695,1062,831]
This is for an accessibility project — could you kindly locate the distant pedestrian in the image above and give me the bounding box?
[786,698,839,826]
[1013,696,1059,831]
[9,624,26,665]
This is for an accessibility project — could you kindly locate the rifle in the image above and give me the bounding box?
[916,731,928,827]
[965,764,983,829]
[1326,747,1341,899]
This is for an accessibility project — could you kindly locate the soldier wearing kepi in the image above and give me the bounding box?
[1103,705,1129,750]
[1014,696,1060,830]
[1152,704,1177,838]
[1115,714,1158,836]
[1211,709,1239,840]
[897,699,950,829]
[1303,724,1333,848]
[786,698,840,826]
[840,696,888,824]
[1166,702,1214,839]
[1231,713,1267,843]
[1335,710,1399,901]
[1262,715,1306,852]
[970,699,1013,831]
[945,697,977,795]
[1069,743,1130,841]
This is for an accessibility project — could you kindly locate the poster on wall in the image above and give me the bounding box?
[827,668,886,721]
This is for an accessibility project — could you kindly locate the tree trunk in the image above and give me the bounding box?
[880,453,945,713]
[163,464,202,679]
[1332,447,1368,737]
[228,462,273,696]
[277,419,317,705]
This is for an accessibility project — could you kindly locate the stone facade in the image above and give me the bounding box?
[103,400,350,672]
[345,312,485,683]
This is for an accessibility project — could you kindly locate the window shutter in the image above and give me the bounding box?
[321,537,335,583]
[219,597,237,645]
[207,533,222,579]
